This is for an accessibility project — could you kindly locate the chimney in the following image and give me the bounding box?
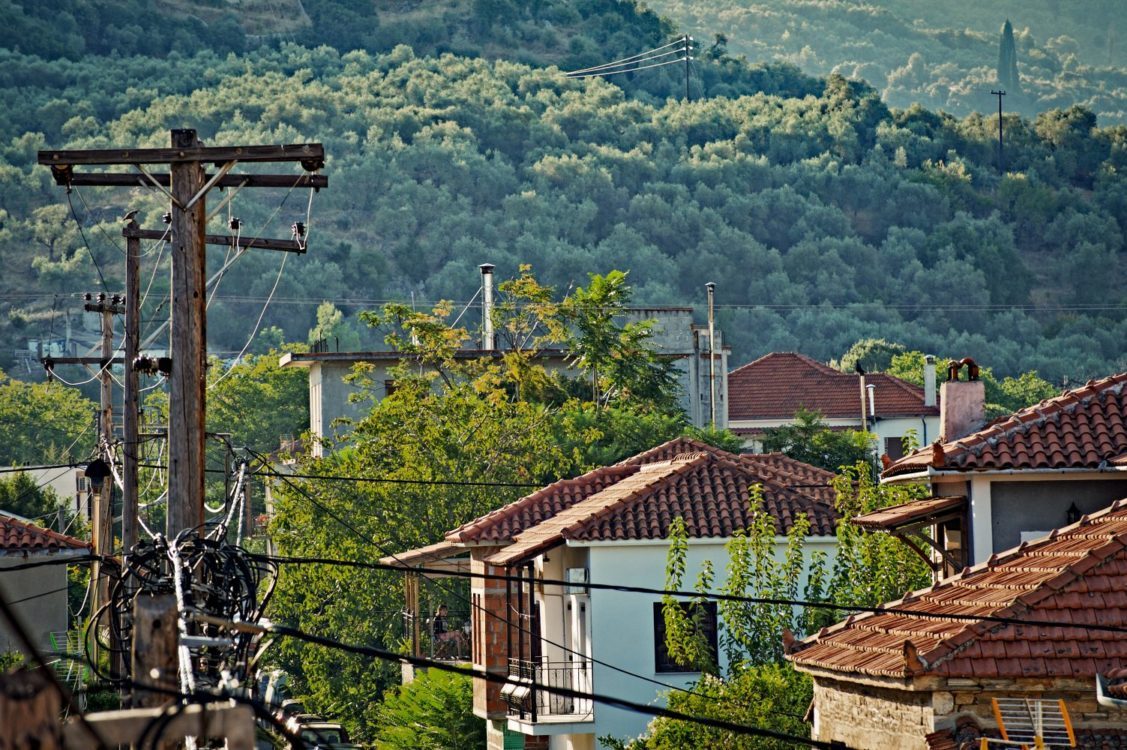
[479,263,495,351]
[923,355,937,407]
[866,382,876,419]
[939,357,986,442]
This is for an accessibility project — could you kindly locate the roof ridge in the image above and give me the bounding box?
[728,351,840,378]
[445,464,637,542]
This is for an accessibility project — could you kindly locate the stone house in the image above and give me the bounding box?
[726,352,940,460]
[382,437,838,750]
[788,497,1127,749]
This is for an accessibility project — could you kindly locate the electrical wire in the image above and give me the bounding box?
[64,189,110,293]
[204,613,846,749]
[564,38,687,75]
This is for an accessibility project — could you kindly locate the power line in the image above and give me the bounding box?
[254,552,1127,636]
[201,613,846,748]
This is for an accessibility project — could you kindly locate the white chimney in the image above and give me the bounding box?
[479,263,495,351]
[924,355,937,407]
[866,382,876,418]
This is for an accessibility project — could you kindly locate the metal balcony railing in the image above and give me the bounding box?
[504,657,593,722]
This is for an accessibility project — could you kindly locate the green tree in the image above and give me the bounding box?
[998,19,1021,93]
[759,409,874,473]
[308,301,362,352]
[372,669,484,750]
[833,338,907,374]
[0,471,62,520]
[0,371,95,465]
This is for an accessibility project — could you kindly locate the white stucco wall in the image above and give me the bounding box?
[0,554,75,654]
[577,536,838,748]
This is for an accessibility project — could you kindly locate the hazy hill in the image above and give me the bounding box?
[645,0,1127,124]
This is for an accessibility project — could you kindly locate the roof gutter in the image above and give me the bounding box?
[884,465,1127,484]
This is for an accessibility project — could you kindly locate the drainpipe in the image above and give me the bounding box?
[480,263,495,351]
[705,282,716,430]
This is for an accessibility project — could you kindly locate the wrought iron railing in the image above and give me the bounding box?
[504,657,593,721]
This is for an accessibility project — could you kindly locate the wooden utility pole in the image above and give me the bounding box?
[0,669,62,750]
[83,293,124,626]
[131,595,179,710]
[683,34,692,103]
[122,222,140,554]
[39,130,326,541]
[991,89,1006,173]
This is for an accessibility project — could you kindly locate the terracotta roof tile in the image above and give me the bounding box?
[852,495,966,531]
[884,371,1127,477]
[790,497,1127,680]
[728,352,938,421]
[0,514,89,553]
[486,451,839,566]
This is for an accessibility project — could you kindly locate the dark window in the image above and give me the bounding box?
[653,602,718,673]
[384,380,398,397]
[884,436,906,461]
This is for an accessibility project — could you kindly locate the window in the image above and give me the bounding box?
[384,380,398,397]
[653,602,718,673]
[884,436,906,461]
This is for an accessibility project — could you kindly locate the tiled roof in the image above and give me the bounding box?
[852,496,966,531]
[0,514,89,554]
[883,371,1127,478]
[728,352,938,421]
[740,453,837,506]
[487,452,838,565]
[445,465,638,544]
[789,497,1127,680]
[378,539,464,568]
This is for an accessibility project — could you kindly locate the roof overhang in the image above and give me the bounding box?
[379,540,470,576]
[852,496,966,532]
[882,464,1127,485]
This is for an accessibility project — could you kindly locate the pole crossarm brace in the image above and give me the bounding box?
[40,142,325,167]
[125,227,307,254]
[43,356,125,366]
[55,172,328,189]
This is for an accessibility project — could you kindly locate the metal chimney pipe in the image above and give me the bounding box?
[480,263,495,351]
[706,282,716,430]
[866,382,876,418]
[924,354,937,407]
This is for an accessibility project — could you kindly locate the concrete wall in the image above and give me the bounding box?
[0,555,71,654]
[991,479,1127,552]
[583,536,837,747]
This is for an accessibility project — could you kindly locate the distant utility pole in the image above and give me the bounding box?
[990,89,1006,173]
[121,221,140,555]
[39,131,326,541]
[705,282,716,430]
[683,34,692,103]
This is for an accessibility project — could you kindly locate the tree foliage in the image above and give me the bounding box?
[0,370,95,465]
[759,409,874,474]
[372,669,484,750]
[0,471,62,520]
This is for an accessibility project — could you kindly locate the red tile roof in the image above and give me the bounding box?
[728,352,938,421]
[883,371,1127,478]
[789,497,1127,680]
[445,464,638,544]
[487,451,838,565]
[0,514,89,554]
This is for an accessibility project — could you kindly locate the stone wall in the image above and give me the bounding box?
[813,674,1127,749]
[812,677,935,750]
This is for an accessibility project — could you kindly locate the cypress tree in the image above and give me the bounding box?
[997,19,1021,92]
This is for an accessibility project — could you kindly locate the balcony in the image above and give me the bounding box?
[502,658,594,735]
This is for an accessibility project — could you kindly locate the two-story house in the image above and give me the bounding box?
[727,352,940,459]
[872,367,1127,577]
[382,437,838,750]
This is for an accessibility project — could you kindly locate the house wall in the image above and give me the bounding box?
[307,361,388,454]
[0,556,71,654]
[812,677,934,750]
[734,415,939,457]
[990,479,1127,552]
[583,536,838,748]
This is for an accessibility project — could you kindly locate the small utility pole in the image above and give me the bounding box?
[83,292,124,622]
[990,89,1006,173]
[705,282,716,430]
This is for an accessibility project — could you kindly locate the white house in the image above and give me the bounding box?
[726,352,941,460]
[383,437,838,750]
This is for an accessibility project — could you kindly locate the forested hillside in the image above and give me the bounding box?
[2,0,1125,385]
[647,0,1127,124]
